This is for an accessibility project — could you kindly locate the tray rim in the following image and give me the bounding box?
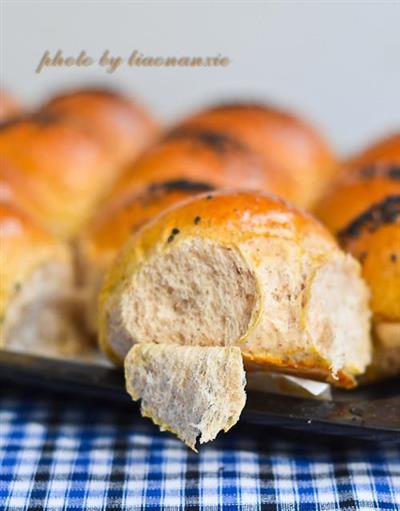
[0,349,399,443]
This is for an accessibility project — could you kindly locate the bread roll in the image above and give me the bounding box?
[99,191,371,388]
[42,87,158,167]
[79,179,214,331]
[106,127,294,205]
[0,90,22,121]
[347,132,400,170]
[314,165,400,379]
[0,113,113,238]
[315,164,400,232]
[172,102,337,208]
[125,344,246,450]
[0,201,87,357]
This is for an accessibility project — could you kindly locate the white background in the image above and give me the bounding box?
[2,0,400,155]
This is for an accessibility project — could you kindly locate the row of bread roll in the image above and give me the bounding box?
[0,85,397,445]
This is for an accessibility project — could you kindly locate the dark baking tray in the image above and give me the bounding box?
[0,350,399,443]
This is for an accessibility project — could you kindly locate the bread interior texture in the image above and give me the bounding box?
[3,262,87,358]
[108,237,260,359]
[125,343,246,450]
[107,235,371,381]
[306,256,371,375]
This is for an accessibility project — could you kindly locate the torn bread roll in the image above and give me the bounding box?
[41,87,159,168]
[79,180,214,332]
[125,344,246,450]
[99,191,372,388]
[315,168,399,379]
[172,102,337,208]
[0,201,88,358]
[0,113,113,238]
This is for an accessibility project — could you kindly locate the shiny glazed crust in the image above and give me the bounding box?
[315,165,400,322]
[338,197,399,323]
[314,164,400,233]
[80,180,215,275]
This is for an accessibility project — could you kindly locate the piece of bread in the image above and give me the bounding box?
[99,191,371,388]
[0,89,22,121]
[346,132,400,170]
[172,102,337,208]
[0,201,88,358]
[79,179,214,332]
[314,166,400,379]
[125,344,246,450]
[105,126,294,205]
[0,113,113,238]
[42,87,159,167]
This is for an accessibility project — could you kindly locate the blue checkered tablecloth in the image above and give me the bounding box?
[0,385,399,511]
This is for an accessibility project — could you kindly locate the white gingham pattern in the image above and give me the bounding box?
[0,386,399,510]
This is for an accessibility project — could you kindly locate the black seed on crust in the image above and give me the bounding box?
[358,164,400,181]
[167,227,180,243]
[164,127,249,154]
[194,216,201,225]
[147,180,214,194]
[338,195,400,242]
[390,253,398,263]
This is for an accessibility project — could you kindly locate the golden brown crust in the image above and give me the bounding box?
[243,353,356,389]
[42,87,159,167]
[314,165,399,323]
[106,128,296,205]
[314,163,400,233]
[80,179,215,274]
[0,113,114,238]
[101,190,335,264]
[346,132,400,170]
[338,197,399,323]
[172,102,337,208]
